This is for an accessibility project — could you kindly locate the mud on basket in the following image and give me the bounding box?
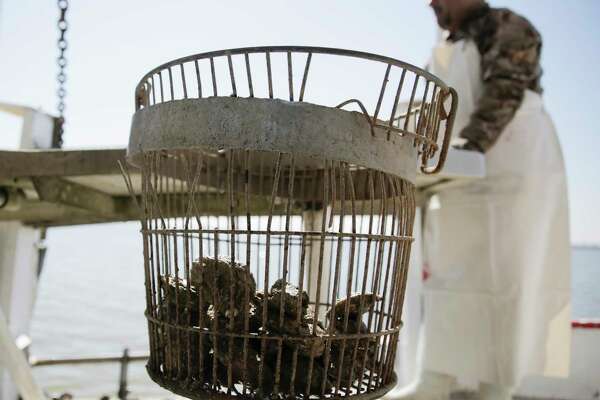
[120,46,457,400]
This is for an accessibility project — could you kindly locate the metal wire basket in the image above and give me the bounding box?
[122,46,457,400]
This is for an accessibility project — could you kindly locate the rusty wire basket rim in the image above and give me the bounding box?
[142,228,415,242]
[135,45,450,93]
[131,45,459,176]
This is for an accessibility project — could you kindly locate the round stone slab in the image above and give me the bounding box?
[128,97,417,183]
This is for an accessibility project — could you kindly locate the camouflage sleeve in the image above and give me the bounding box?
[460,10,542,152]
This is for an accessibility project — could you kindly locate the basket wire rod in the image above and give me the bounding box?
[244,54,254,98]
[178,152,185,225]
[434,87,445,145]
[305,162,330,394]
[275,156,296,394]
[181,155,196,380]
[226,151,236,393]
[148,157,163,371]
[147,158,159,369]
[185,153,202,229]
[337,162,351,395]
[161,231,173,375]
[170,158,182,377]
[150,75,156,105]
[211,231,220,387]
[287,51,294,101]
[414,86,437,150]
[364,172,388,391]
[354,177,370,293]
[337,164,359,392]
[301,168,318,395]
[417,81,431,140]
[183,228,192,379]
[135,163,155,365]
[242,150,252,395]
[210,57,218,96]
[371,183,390,390]
[158,71,165,103]
[353,177,375,392]
[327,168,335,230]
[299,52,312,102]
[278,208,284,282]
[256,154,265,285]
[398,180,416,370]
[266,51,273,99]
[215,158,222,231]
[288,159,299,393]
[374,175,400,385]
[381,177,402,380]
[157,156,174,376]
[387,69,407,140]
[172,229,182,377]
[291,231,308,396]
[373,64,391,123]
[392,179,414,382]
[259,153,283,393]
[195,153,206,382]
[426,85,437,143]
[227,54,237,97]
[382,178,406,381]
[134,158,157,371]
[194,60,202,98]
[403,75,420,132]
[180,64,188,99]
[278,156,296,327]
[156,156,170,373]
[382,181,407,383]
[345,166,359,395]
[345,166,361,392]
[324,161,346,395]
[167,67,175,101]
[146,82,152,107]
[429,86,443,157]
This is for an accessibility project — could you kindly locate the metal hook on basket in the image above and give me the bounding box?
[421,87,458,175]
[335,99,376,137]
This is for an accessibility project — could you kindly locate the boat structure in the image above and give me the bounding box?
[0,5,599,400]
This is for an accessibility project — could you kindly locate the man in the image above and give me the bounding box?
[411,1,571,399]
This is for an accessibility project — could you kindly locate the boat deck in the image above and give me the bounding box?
[0,148,485,227]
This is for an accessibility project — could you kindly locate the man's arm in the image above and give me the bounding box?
[460,10,542,152]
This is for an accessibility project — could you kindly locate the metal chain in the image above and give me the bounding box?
[55,0,68,148]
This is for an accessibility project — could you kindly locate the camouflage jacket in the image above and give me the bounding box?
[449,3,543,152]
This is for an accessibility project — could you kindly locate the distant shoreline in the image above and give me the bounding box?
[573,244,600,250]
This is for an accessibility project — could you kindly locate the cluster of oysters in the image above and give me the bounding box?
[156,256,381,396]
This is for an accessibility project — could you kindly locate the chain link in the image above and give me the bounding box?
[55,0,68,148]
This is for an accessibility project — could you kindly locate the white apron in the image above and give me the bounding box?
[423,38,572,388]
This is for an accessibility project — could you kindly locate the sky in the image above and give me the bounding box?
[0,0,599,244]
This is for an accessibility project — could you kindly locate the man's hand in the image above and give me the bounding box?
[453,140,484,153]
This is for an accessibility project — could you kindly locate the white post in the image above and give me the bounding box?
[0,308,44,400]
[0,104,54,400]
[303,208,331,320]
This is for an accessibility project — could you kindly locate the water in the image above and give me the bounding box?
[29,223,600,398]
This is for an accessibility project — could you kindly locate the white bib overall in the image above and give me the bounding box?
[423,38,572,387]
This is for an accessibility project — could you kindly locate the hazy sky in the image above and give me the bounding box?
[1,1,599,244]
